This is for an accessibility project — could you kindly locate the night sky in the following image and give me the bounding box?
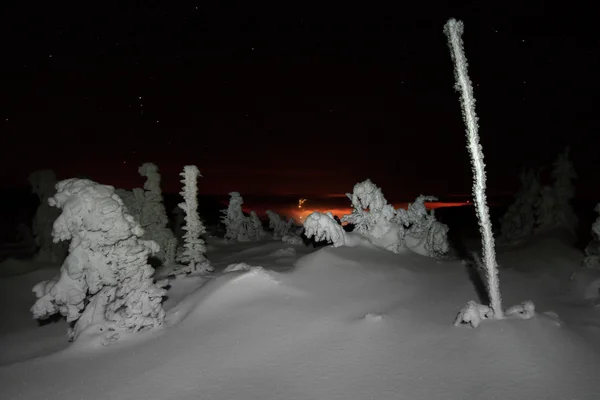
[1,2,599,201]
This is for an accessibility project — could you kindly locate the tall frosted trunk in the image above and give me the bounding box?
[444,19,503,318]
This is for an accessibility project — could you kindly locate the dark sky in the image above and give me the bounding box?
[0,2,598,200]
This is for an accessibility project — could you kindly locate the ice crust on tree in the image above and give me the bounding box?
[29,170,68,263]
[30,179,168,342]
[175,166,212,276]
[304,211,347,247]
[535,148,578,234]
[500,167,541,242]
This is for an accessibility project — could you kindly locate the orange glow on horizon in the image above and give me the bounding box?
[287,201,470,223]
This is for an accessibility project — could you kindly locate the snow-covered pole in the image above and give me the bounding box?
[444,19,503,318]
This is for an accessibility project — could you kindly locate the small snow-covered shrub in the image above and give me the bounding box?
[454,300,492,328]
[505,301,536,320]
[30,179,168,342]
[303,211,346,247]
[175,165,212,276]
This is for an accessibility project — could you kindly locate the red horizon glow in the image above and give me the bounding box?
[244,201,471,223]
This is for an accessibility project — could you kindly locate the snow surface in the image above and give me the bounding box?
[1,233,600,399]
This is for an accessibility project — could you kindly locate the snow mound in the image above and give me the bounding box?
[271,247,296,257]
[363,313,383,322]
[223,262,262,273]
[166,267,305,326]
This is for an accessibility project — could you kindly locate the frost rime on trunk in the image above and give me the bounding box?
[445,19,534,326]
[175,166,212,276]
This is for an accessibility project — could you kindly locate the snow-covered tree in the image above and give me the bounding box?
[30,179,168,342]
[265,210,290,239]
[137,163,177,265]
[584,204,600,269]
[445,18,534,326]
[395,196,449,258]
[175,165,212,276]
[249,211,267,240]
[535,148,577,234]
[172,205,186,241]
[115,188,145,222]
[220,192,252,241]
[500,167,541,241]
[342,179,397,239]
[340,180,449,257]
[29,169,68,264]
[304,211,346,247]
